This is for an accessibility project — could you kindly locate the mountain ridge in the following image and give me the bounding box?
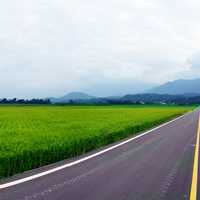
[148,78,200,95]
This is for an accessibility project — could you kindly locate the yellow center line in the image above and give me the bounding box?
[190,114,200,200]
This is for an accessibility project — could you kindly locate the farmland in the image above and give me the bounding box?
[0,105,195,179]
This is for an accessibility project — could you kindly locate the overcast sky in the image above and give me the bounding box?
[0,0,200,98]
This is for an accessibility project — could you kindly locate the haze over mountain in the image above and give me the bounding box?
[148,79,200,95]
[50,92,95,103]
[50,78,200,103]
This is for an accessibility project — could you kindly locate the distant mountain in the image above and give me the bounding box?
[148,79,200,95]
[50,92,95,103]
[50,91,200,105]
[49,79,200,104]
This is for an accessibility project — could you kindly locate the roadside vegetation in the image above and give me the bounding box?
[0,105,195,179]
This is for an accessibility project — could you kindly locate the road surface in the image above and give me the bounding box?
[0,111,199,200]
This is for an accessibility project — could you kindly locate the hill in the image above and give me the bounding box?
[148,79,200,95]
[50,92,95,103]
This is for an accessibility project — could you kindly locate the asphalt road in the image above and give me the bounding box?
[0,111,199,200]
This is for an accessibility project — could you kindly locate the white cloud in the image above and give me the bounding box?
[0,0,200,97]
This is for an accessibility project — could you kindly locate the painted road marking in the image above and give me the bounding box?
[190,114,200,200]
[0,113,190,190]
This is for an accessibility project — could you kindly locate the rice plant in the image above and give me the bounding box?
[0,105,194,179]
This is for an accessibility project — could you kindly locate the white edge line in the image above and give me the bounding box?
[0,112,191,189]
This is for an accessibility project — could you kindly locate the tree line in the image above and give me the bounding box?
[0,98,51,104]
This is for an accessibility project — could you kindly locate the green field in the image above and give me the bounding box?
[0,105,195,179]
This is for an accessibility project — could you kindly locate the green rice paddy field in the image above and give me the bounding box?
[0,105,195,179]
